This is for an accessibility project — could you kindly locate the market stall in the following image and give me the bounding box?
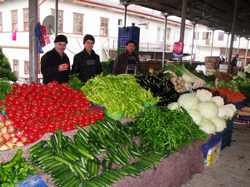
[0,61,246,187]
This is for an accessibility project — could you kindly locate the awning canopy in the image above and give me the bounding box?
[120,0,250,39]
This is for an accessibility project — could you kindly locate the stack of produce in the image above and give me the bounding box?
[0,115,26,150]
[28,117,171,186]
[0,149,37,186]
[162,62,206,91]
[81,74,160,118]
[135,72,180,106]
[168,89,237,134]
[1,81,103,145]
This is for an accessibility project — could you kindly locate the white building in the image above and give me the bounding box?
[0,0,249,80]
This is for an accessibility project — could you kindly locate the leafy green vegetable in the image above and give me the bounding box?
[68,73,83,91]
[131,106,208,151]
[0,78,13,110]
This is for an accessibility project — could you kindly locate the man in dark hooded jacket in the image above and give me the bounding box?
[71,34,102,83]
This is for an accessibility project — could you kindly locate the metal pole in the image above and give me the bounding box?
[225,32,230,62]
[228,0,238,73]
[244,38,249,67]
[162,13,168,68]
[55,0,58,37]
[177,0,187,63]
[190,22,196,64]
[29,0,38,83]
[210,29,215,56]
[237,36,240,54]
[124,4,128,27]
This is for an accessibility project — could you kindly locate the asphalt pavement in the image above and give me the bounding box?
[181,122,250,187]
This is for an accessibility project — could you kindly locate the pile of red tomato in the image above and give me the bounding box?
[3,81,104,144]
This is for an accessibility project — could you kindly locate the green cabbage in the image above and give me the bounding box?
[187,109,203,125]
[178,93,199,110]
[211,117,226,132]
[197,101,219,119]
[198,119,216,134]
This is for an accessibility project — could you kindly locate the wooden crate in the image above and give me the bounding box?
[204,56,220,63]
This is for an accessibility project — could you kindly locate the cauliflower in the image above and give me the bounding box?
[218,104,237,120]
[167,102,179,110]
[211,96,224,107]
[196,89,212,102]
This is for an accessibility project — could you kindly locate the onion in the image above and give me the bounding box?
[20,136,27,143]
[0,137,3,143]
[13,122,19,129]
[0,144,9,150]
[0,132,2,137]
[2,134,11,142]
[15,141,24,147]
[0,114,6,122]
[5,142,14,149]
[10,137,19,144]
[4,119,13,127]
[0,121,5,128]
[1,127,7,134]
[7,125,16,134]
[14,131,23,138]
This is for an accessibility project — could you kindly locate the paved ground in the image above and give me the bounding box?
[181,122,250,187]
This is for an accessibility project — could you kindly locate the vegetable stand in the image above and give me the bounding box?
[0,118,208,187]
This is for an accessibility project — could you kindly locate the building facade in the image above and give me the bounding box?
[0,0,249,80]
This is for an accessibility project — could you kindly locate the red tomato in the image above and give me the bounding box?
[38,123,46,130]
[37,131,45,139]
[32,126,39,134]
[27,132,36,141]
[65,125,72,131]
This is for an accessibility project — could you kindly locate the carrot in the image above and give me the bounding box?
[211,88,246,103]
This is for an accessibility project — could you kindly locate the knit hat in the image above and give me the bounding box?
[83,34,95,44]
[54,35,68,44]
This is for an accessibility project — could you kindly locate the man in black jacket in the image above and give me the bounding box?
[71,34,102,83]
[112,40,141,75]
[41,34,70,84]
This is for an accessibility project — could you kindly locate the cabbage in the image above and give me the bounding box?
[198,119,216,134]
[197,101,219,119]
[178,93,198,110]
[211,117,226,132]
[187,109,203,125]
[182,73,194,83]
[167,102,179,110]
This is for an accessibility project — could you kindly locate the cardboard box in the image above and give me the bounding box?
[204,141,221,166]
[237,107,250,121]
[219,69,227,73]
[206,68,217,75]
[204,56,220,63]
[219,64,228,70]
[205,62,218,69]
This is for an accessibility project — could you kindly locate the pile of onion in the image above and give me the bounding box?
[0,114,26,151]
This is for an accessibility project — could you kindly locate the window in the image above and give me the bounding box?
[156,27,164,42]
[51,9,64,32]
[194,32,199,40]
[13,60,19,76]
[23,8,29,31]
[0,12,2,32]
[156,27,170,42]
[100,17,109,36]
[24,61,29,75]
[202,32,211,40]
[218,32,224,41]
[11,10,18,31]
[118,19,123,26]
[73,13,83,34]
[234,35,237,41]
[166,28,171,40]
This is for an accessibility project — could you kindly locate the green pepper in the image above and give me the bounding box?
[2,149,23,168]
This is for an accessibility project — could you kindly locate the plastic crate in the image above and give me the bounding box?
[221,130,233,150]
[118,26,140,48]
[201,132,222,159]
[226,98,247,110]
[222,119,234,133]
